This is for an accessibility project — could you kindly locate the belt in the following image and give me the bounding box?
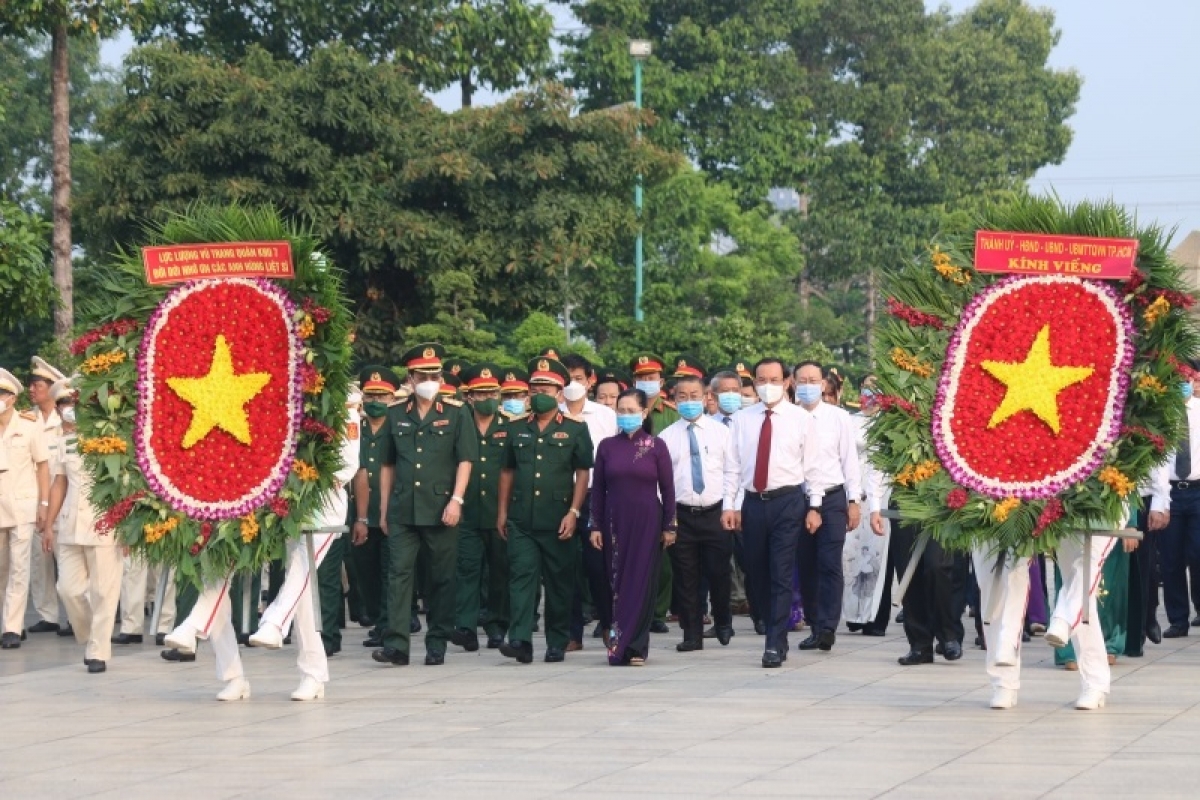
[745,484,802,502]
[824,484,845,496]
[677,501,722,514]
[1172,480,1200,491]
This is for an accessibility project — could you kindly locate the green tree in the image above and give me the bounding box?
[0,200,56,333]
[563,0,820,208]
[402,269,505,363]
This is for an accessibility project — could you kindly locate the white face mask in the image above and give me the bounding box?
[413,380,440,401]
[756,383,784,406]
[562,382,587,402]
[60,406,76,424]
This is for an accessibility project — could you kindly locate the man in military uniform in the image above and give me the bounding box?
[500,368,530,420]
[449,363,511,651]
[629,353,680,633]
[371,344,477,667]
[27,356,66,634]
[0,368,50,648]
[351,366,401,649]
[497,357,593,663]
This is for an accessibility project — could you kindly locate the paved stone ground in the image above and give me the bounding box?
[0,609,1196,799]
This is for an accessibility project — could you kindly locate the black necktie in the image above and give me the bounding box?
[1177,425,1192,480]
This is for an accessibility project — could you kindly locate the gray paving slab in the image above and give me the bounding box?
[0,609,1196,798]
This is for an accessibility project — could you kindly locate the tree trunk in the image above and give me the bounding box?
[50,23,72,338]
[460,73,473,109]
[865,267,877,368]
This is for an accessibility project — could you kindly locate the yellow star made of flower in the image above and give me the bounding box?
[981,325,1094,434]
[167,334,271,449]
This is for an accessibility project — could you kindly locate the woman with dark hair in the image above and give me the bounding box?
[589,388,677,665]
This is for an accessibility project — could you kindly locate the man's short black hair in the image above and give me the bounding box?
[561,353,594,378]
[753,357,791,380]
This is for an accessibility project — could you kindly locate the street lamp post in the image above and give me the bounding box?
[630,39,651,322]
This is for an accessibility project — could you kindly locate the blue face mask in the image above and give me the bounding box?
[617,413,643,434]
[502,398,526,416]
[635,379,660,397]
[717,392,741,415]
[1184,382,1194,401]
[677,400,704,420]
[795,384,822,406]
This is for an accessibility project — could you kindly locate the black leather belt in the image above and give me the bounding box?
[677,501,722,514]
[824,484,845,495]
[746,484,802,501]
[1172,480,1200,491]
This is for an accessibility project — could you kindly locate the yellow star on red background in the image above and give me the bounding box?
[167,335,271,448]
[981,325,1094,434]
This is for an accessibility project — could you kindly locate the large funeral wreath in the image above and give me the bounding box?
[870,196,1199,555]
[75,204,352,585]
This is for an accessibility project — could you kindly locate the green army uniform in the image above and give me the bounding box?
[378,346,478,661]
[631,354,679,626]
[353,408,393,633]
[452,363,511,648]
[504,357,594,658]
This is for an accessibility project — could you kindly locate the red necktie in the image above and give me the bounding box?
[753,409,772,492]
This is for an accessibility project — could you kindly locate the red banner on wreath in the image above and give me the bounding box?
[142,241,294,285]
[974,231,1138,279]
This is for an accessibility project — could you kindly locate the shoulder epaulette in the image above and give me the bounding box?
[443,397,463,407]
[502,411,529,422]
[657,398,677,411]
[562,412,584,424]
[19,411,37,422]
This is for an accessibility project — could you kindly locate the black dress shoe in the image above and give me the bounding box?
[450,627,480,652]
[1147,620,1162,644]
[1192,614,1200,628]
[1163,624,1189,639]
[650,620,669,634]
[425,651,445,666]
[155,633,166,646]
[486,633,505,649]
[410,617,422,634]
[57,625,74,637]
[87,660,107,674]
[591,622,604,639]
[934,642,944,656]
[358,616,374,628]
[702,625,718,639]
[860,626,886,637]
[846,622,863,633]
[111,633,143,645]
[363,633,383,648]
[676,640,703,652]
[798,633,821,650]
[28,620,59,634]
[544,647,565,663]
[761,648,783,668]
[500,640,534,664]
[942,641,963,661]
[0,632,20,649]
[753,619,767,636]
[897,649,933,665]
[236,632,250,646]
[818,631,835,651]
[324,643,341,657]
[160,648,195,662]
[372,647,410,666]
[895,611,905,624]
[716,626,734,646]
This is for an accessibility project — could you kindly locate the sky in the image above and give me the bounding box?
[101,0,1200,243]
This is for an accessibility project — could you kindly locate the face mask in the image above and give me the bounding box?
[617,414,643,434]
[530,393,558,414]
[413,380,440,401]
[677,400,704,420]
[795,384,822,406]
[635,380,660,397]
[562,381,587,402]
[60,406,76,424]
[741,395,756,409]
[717,392,741,415]
[502,398,526,416]
[1184,382,1194,401]
[756,384,784,405]
[363,401,389,418]
[472,398,498,417]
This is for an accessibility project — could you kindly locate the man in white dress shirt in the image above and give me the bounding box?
[558,352,618,650]
[661,364,739,651]
[792,361,861,652]
[729,358,825,668]
[1159,372,1200,638]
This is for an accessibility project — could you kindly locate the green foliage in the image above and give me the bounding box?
[0,0,144,38]
[75,202,353,587]
[0,200,55,331]
[869,195,1197,556]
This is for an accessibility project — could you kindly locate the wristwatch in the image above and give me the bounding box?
[450,495,465,505]
[355,517,368,525]
[569,508,581,519]
[38,500,49,507]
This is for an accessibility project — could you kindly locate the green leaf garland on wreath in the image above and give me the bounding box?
[869,195,1199,555]
[74,204,353,587]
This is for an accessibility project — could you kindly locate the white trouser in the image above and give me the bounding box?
[972,548,1031,691]
[119,557,176,634]
[57,545,123,662]
[30,527,62,624]
[1050,534,1115,695]
[0,523,36,634]
[180,573,244,682]
[260,533,335,683]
